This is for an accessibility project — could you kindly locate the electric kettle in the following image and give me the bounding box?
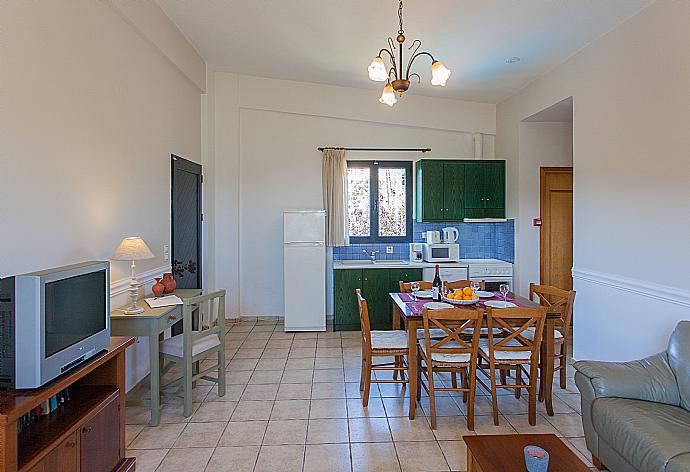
[442,227,459,243]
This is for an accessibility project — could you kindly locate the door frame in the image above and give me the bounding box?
[171,154,202,289]
[539,166,573,288]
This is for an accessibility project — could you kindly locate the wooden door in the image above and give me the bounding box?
[417,160,444,221]
[362,269,392,330]
[26,432,78,472]
[80,397,120,472]
[443,162,464,220]
[171,155,202,289]
[540,167,573,290]
[334,269,362,331]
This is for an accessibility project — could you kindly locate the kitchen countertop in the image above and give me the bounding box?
[333,260,469,270]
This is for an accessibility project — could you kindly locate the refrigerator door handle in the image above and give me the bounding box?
[284,241,325,246]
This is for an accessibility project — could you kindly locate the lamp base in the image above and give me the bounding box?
[125,306,145,315]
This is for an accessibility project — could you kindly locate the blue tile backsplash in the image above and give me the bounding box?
[333,220,515,263]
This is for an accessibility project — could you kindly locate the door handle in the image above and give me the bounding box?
[66,441,76,448]
[83,426,92,434]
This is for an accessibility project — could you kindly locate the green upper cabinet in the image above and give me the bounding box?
[463,161,506,218]
[416,160,465,222]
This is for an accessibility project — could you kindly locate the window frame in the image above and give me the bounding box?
[347,160,413,244]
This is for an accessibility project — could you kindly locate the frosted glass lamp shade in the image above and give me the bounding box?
[431,60,451,86]
[367,56,388,81]
[111,237,155,261]
[379,82,397,106]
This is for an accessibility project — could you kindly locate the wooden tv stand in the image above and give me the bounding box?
[0,337,136,472]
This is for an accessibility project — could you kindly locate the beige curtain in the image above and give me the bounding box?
[322,148,349,247]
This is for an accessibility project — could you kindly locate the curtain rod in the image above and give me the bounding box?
[318,147,431,153]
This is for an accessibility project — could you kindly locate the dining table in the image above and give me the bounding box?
[390,291,559,420]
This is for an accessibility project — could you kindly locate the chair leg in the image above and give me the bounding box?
[467,366,476,431]
[218,349,226,397]
[362,355,372,407]
[393,355,400,380]
[500,368,508,385]
[460,369,468,403]
[451,372,458,388]
[528,362,537,426]
[360,355,366,391]
[427,362,437,429]
[489,360,499,426]
[515,366,522,399]
[183,359,194,417]
[559,343,568,389]
[416,355,422,402]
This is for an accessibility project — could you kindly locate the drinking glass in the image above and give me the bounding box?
[470,281,481,293]
[499,283,510,304]
[410,282,420,301]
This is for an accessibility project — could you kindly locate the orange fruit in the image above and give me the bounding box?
[463,294,472,300]
[462,287,473,296]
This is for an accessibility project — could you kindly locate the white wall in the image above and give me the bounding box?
[515,122,573,295]
[213,74,496,318]
[496,0,690,361]
[1,0,205,388]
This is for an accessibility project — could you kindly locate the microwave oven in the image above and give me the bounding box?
[421,243,460,263]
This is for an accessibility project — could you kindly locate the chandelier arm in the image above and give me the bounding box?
[409,72,421,84]
[408,39,422,57]
[405,51,436,80]
[378,47,398,79]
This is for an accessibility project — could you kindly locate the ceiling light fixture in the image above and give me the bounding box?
[506,57,521,63]
[368,0,450,106]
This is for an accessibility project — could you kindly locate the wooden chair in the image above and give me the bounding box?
[444,279,486,291]
[399,280,432,292]
[477,306,547,426]
[357,289,409,407]
[159,290,226,417]
[417,307,482,429]
[527,284,576,391]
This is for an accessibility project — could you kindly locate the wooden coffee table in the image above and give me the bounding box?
[463,434,590,471]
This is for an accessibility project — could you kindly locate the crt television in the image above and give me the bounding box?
[0,261,111,389]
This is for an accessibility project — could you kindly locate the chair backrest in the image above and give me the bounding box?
[181,290,226,357]
[485,306,548,360]
[667,321,690,411]
[356,289,372,351]
[445,280,485,291]
[399,281,433,292]
[529,284,575,333]
[421,307,483,362]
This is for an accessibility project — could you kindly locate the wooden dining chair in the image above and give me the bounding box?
[444,279,486,291]
[477,306,547,426]
[417,307,482,429]
[527,284,576,391]
[356,289,409,407]
[159,290,226,417]
[399,280,433,292]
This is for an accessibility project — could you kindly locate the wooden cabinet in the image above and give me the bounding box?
[81,396,121,472]
[416,160,464,222]
[26,432,78,472]
[415,159,505,222]
[463,161,505,218]
[334,267,423,331]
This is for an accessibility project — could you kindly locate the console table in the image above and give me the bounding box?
[0,337,135,472]
[110,288,201,426]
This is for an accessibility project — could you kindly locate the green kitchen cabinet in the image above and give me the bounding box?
[416,160,465,222]
[464,161,506,218]
[333,267,423,331]
[333,269,362,331]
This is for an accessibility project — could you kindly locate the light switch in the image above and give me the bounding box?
[386,246,394,254]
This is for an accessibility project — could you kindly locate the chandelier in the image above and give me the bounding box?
[368,0,451,106]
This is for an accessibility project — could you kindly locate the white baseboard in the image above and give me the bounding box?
[572,267,690,308]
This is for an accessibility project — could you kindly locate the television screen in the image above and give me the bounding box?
[44,270,107,357]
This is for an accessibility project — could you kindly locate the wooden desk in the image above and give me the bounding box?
[110,289,200,426]
[390,292,559,419]
[464,434,589,471]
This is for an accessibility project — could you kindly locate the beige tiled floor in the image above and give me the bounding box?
[126,319,600,471]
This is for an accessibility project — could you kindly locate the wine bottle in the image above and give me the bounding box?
[432,264,442,301]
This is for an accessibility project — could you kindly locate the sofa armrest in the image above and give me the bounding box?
[574,353,680,405]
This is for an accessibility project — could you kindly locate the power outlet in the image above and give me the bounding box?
[386,246,394,254]
[163,244,169,261]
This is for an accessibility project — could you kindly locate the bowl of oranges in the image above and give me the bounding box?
[443,287,480,305]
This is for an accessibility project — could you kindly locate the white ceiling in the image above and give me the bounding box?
[156,0,651,103]
[524,97,573,122]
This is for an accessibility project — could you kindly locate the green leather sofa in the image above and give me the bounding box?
[575,321,690,472]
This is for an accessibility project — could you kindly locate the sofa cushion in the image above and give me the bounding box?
[667,453,690,472]
[592,397,690,472]
[667,321,690,412]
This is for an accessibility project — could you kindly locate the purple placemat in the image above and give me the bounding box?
[401,292,525,316]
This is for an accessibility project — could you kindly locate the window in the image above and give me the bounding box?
[347,161,413,243]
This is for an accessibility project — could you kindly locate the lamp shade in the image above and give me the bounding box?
[431,60,451,86]
[111,237,155,261]
[367,56,388,82]
[379,81,397,106]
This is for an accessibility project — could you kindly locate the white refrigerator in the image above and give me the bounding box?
[283,210,326,331]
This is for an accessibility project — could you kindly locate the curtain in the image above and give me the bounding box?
[322,148,349,247]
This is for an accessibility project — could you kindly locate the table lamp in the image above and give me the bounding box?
[111,236,155,314]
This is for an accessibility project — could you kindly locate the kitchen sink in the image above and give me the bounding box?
[339,260,374,265]
[338,259,409,266]
[373,260,409,265]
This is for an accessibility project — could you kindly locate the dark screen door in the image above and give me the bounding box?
[171,155,202,289]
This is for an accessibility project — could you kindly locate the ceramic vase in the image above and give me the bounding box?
[162,273,176,294]
[524,446,549,472]
[152,278,165,297]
